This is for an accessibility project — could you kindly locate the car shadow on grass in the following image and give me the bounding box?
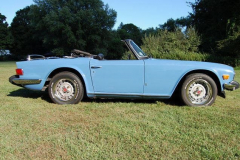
[8,88,52,103]
[8,88,183,106]
[83,96,183,106]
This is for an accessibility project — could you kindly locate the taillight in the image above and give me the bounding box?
[16,69,24,75]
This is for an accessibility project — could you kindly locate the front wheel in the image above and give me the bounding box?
[48,72,84,104]
[181,73,217,106]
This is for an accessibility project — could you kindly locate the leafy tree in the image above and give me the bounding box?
[10,7,45,55]
[190,0,240,52]
[142,27,159,36]
[159,17,192,31]
[217,27,240,66]
[159,18,176,31]
[29,0,117,56]
[117,23,142,45]
[0,13,12,53]
[105,31,125,59]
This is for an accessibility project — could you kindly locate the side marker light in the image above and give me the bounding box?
[222,75,230,80]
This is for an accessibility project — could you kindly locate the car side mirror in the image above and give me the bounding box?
[98,53,104,60]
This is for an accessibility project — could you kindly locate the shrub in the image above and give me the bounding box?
[139,27,206,61]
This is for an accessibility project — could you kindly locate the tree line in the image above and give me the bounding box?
[0,0,240,66]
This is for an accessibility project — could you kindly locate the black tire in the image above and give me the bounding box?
[181,73,217,106]
[48,72,84,104]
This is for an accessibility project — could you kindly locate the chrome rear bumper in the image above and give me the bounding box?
[9,75,42,87]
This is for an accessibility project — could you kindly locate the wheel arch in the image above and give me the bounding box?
[174,69,222,97]
[42,67,87,95]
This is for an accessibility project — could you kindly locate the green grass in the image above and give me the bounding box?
[0,61,240,159]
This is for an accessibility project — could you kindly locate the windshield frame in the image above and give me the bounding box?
[124,40,148,60]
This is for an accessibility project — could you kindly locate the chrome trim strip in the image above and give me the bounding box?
[88,92,170,98]
[88,93,143,96]
[12,79,42,85]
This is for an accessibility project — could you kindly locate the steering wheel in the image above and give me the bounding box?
[71,49,92,57]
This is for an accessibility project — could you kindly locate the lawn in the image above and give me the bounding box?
[0,61,239,159]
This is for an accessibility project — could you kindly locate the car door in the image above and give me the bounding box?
[90,59,144,94]
[143,58,187,97]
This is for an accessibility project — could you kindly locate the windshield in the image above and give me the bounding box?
[130,41,147,57]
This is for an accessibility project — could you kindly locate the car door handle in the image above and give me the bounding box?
[91,66,102,69]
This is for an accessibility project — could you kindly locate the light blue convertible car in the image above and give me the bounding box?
[9,39,239,106]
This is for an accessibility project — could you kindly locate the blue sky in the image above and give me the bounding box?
[0,0,195,29]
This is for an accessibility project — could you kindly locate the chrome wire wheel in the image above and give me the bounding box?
[48,72,84,104]
[186,79,212,105]
[181,73,217,106]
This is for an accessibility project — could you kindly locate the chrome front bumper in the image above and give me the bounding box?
[9,75,42,87]
[224,81,239,91]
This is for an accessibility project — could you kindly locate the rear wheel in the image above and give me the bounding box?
[181,73,217,106]
[48,72,84,104]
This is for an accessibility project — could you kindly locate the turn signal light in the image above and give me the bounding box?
[222,75,230,80]
[16,69,24,75]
